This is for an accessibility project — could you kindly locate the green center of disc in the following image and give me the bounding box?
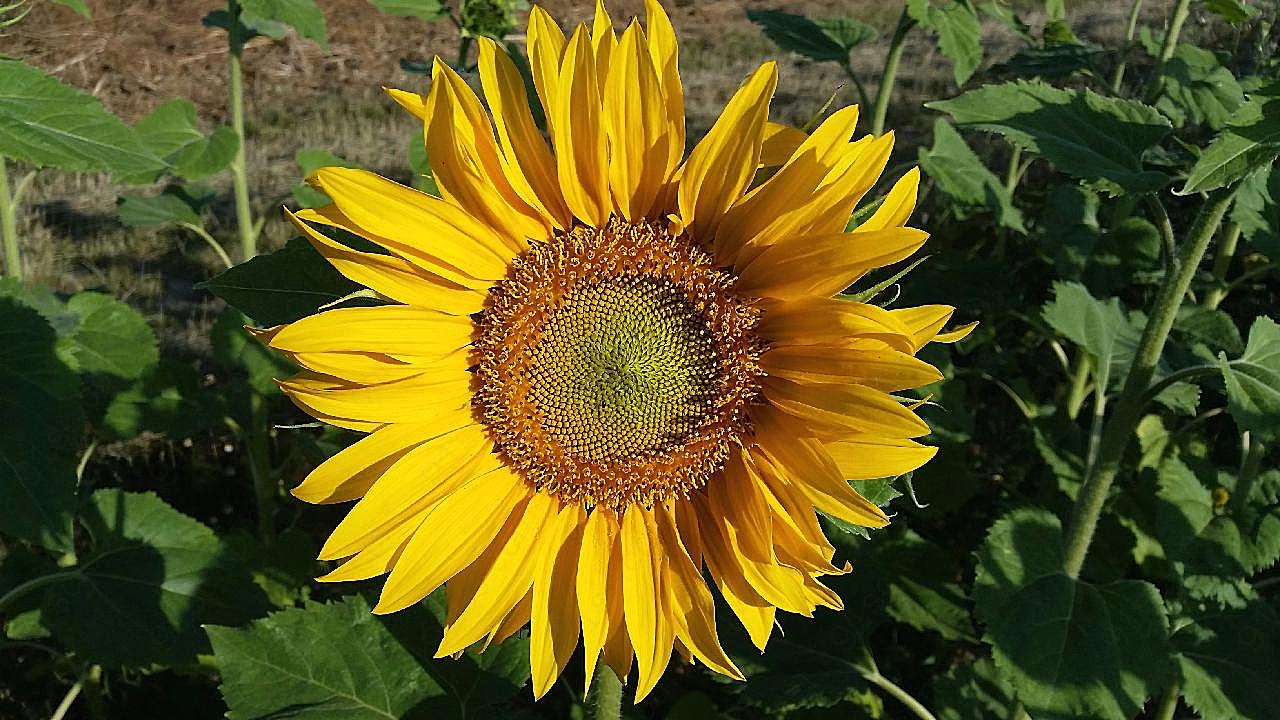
[529,276,720,460]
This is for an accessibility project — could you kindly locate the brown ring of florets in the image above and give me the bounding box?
[472,218,764,511]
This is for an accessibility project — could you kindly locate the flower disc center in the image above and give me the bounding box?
[530,276,719,460]
[473,219,763,510]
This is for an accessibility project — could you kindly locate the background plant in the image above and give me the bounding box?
[1,0,1278,718]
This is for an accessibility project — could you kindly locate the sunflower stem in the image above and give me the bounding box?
[587,662,623,720]
[1153,677,1181,720]
[1110,0,1145,93]
[1203,221,1241,310]
[1232,433,1265,515]
[1143,0,1192,104]
[0,156,21,279]
[859,669,939,720]
[227,0,258,262]
[247,392,276,543]
[1061,186,1236,579]
[871,9,915,137]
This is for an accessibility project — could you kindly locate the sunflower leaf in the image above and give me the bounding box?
[746,9,876,64]
[238,0,328,48]
[0,58,164,179]
[1181,83,1280,194]
[367,0,449,22]
[196,236,363,326]
[1175,600,1280,720]
[38,489,270,667]
[1231,163,1280,261]
[207,592,530,719]
[1218,316,1280,444]
[907,0,983,85]
[0,296,81,552]
[927,80,1171,195]
[918,119,1025,232]
[1041,281,1144,392]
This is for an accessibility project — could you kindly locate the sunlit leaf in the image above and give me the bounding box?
[907,0,983,85]
[207,593,530,719]
[1219,316,1280,444]
[49,0,90,17]
[746,9,876,64]
[239,0,328,48]
[1231,162,1280,260]
[1149,40,1244,129]
[1203,0,1261,23]
[55,292,159,382]
[0,58,164,178]
[918,119,1025,232]
[367,0,448,21]
[928,80,1172,194]
[1181,83,1280,194]
[1042,281,1144,391]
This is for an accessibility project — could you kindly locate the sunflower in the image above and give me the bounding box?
[263,0,972,702]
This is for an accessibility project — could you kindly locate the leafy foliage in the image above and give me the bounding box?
[907,0,983,85]
[197,237,363,326]
[928,80,1172,194]
[1182,83,1280,193]
[746,10,876,64]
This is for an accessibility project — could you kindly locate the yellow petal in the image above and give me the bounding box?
[761,345,944,391]
[527,6,567,132]
[319,424,497,560]
[856,167,919,232]
[477,37,572,229]
[287,209,485,314]
[486,590,533,649]
[677,61,778,241]
[655,504,743,680]
[763,376,930,438]
[643,0,684,179]
[318,511,421,582]
[753,407,890,529]
[621,505,667,701]
[759,121,808,167]
[736,227,930,300]
[292,420,451,504]
[600,535,634,682]
[375,466,531,614]
[577,509,617,690]
[591,0,617,91]
[698,498,777,651]
[604,21,670,221]
[552,26,611,226]
[758,297,915,353]
[425,60,550,248]
[278,368,472,427]
[436,491,557,657]
[716,105,859,256]
[825,436,939,480]
[307,168,514,281]
[268,305,473,360]
[530,503,587,699]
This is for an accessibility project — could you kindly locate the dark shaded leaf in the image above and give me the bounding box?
[918,119,1025,232]
[196,237,362,326]
[1219,316,1280,444]
[908,0,983,85]
[746,9,876,64]
[1181,83,1280,194]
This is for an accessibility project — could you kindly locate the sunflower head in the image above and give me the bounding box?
[267,0,974,703]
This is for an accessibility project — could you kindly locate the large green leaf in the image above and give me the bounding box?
[1041,281,1144,391]
[973,509,1171,720]
[1175,601,1280,720]
[39,489,270,667]
[133,99,205,159]
[1219,316,1280,444]
[0,59,164,178]
[238,0,327,47]
[207,593,530,719]
[100,359,220,441]
[291,148,360,208]
[0,297,81,551]
[197,236,363,326]
[1152,41,1244,130]
[1181,84,1280,194]
[927,80,1172,194]
[746,9,876,64]
[55,292,158,382]
[169,126,239,180]
[907,0,983,85]
[918,119,1025,232]
[1232,163,1280,260]
[367,0,449,22]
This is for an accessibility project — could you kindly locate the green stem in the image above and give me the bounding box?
[247,393,275,543]
[1110,0,1146,93]
[227,1,257,262]
[1232,433,1265,514]
[861,669,939,720]
[1066,351,1092,421]
[1004,146,1023,195]
[841,60,872,111]
[0,157,20,279]
[871,10,915,137]
[50,675,85,720]
[1203,221,1241,310]
[1138,363,1221,408]
[1061,186,1236,579]
[1153,678,1181,720]
[1143,0,1192,103]
[1145,195,1176,277]
[180,221,235,269]
[1084,373,1108,472]
[456,35,474,69]
[587,662,623,720]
